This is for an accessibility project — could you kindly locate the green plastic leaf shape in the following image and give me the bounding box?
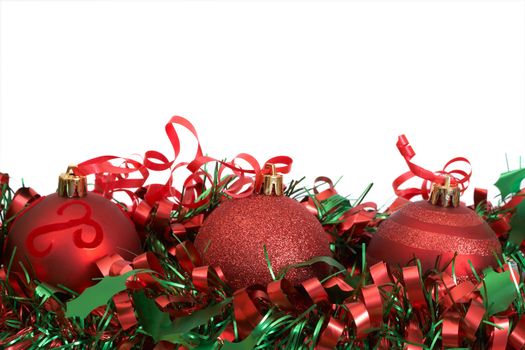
[509,199,525,246]
[65,270,142,319]
[480,269,517,316]
[494,168,525,199]
[134,290,230,344]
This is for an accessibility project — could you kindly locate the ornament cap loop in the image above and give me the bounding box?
[58,165,87,198]
[261,163,283,196]
[429,175,460,207]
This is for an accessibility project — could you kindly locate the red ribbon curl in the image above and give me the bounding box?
[393,135,471,200]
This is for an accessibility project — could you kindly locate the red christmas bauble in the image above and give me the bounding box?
[194,194,331,290]
[4,192,142,292]
[367,200,501,281]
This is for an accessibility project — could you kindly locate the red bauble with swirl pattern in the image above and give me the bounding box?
[367,199,501,281]
[194,194,331,290]
[4,168,142,293]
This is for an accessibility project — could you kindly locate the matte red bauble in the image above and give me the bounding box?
[194,168,331,290]
[4,166,142,292]
[367,180,501,281]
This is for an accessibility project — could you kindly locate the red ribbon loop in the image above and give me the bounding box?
[174,241,202,273]
[442,312,461,348]
[76,116,293,236]
[463,299,485,342]
[301,278,329,305]
[346,301,371,339]
[490,316,509,350]
[6,187,40,224]
[192,265,227,293]
[233,287,268,339]
[393,135,471,200]
[369,262,394,292]
[267,279,295,310]
[405,320,425,350]
[0,172,9,186]
[509,315,525,349]
[360,284,382,327]
[316,317,345,350]
[113,292,138,330]
[402,266,425,308]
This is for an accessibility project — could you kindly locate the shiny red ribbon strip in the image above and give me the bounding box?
[442,311,460,347]
[490,316,509,350]
[463,299,485,342]
[316,317,345,350]
[509,314,525,349]
[402,266,425,308]
[5,187,40,226]
[393,135,471,200]
[346,301,371,339]
[95,252,166,330]
[76,116,293,235]
[233,287,267,339]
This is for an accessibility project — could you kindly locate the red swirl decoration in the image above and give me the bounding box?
[393,135,471,199]
[25,201,103,258]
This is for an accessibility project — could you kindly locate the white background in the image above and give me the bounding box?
[1,0,524,206]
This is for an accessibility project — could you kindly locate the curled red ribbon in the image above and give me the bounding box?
[76,116,293,235]
[6,187,40,226]
[402,266,425,308]
[509,315,525,349]
[393,135,471,200]
[233,287,268,339]
[463,299,485,342]
[316,317,345,350]
[267,279,295,310]
[360,284,382,327]
[192,265,227,293]
[490,316,509,350]
[442,312,460,347]
[95,252,168,330]
[346,301,371,339]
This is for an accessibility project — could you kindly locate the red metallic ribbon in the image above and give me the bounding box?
[442,311,461,347]
[360,285,382,327]
[463,299,485,342]
[233,287,268,339]
[393,135,471,200]
[490,316,509,350]
[509,315,525,349]
[5,187,41,226]
[192,265,227,293]
[402,266,425,308]
[76,116,293,235]
[95,252,166,330]
[316,317,345,350]
[346,301,371,339]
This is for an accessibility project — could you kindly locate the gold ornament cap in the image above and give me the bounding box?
[429,175,460,208]
[58,165,87,198]
[260,163,283,196]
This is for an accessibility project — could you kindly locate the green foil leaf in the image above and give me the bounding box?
[494,168,525,199]
[480,269,517,316]
[277,255,346,280]
[509,199,525,246]
[134,290,230,344]
[65,270,142,319]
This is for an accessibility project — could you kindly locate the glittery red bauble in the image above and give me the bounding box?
[194,194,331,290]
[367,200,501,281]
[4,192,142,292]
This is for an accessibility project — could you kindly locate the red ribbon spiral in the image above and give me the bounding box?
[393,135,471,200]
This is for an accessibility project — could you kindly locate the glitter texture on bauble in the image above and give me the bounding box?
[367,177,502,281]
[194,167,331,290]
